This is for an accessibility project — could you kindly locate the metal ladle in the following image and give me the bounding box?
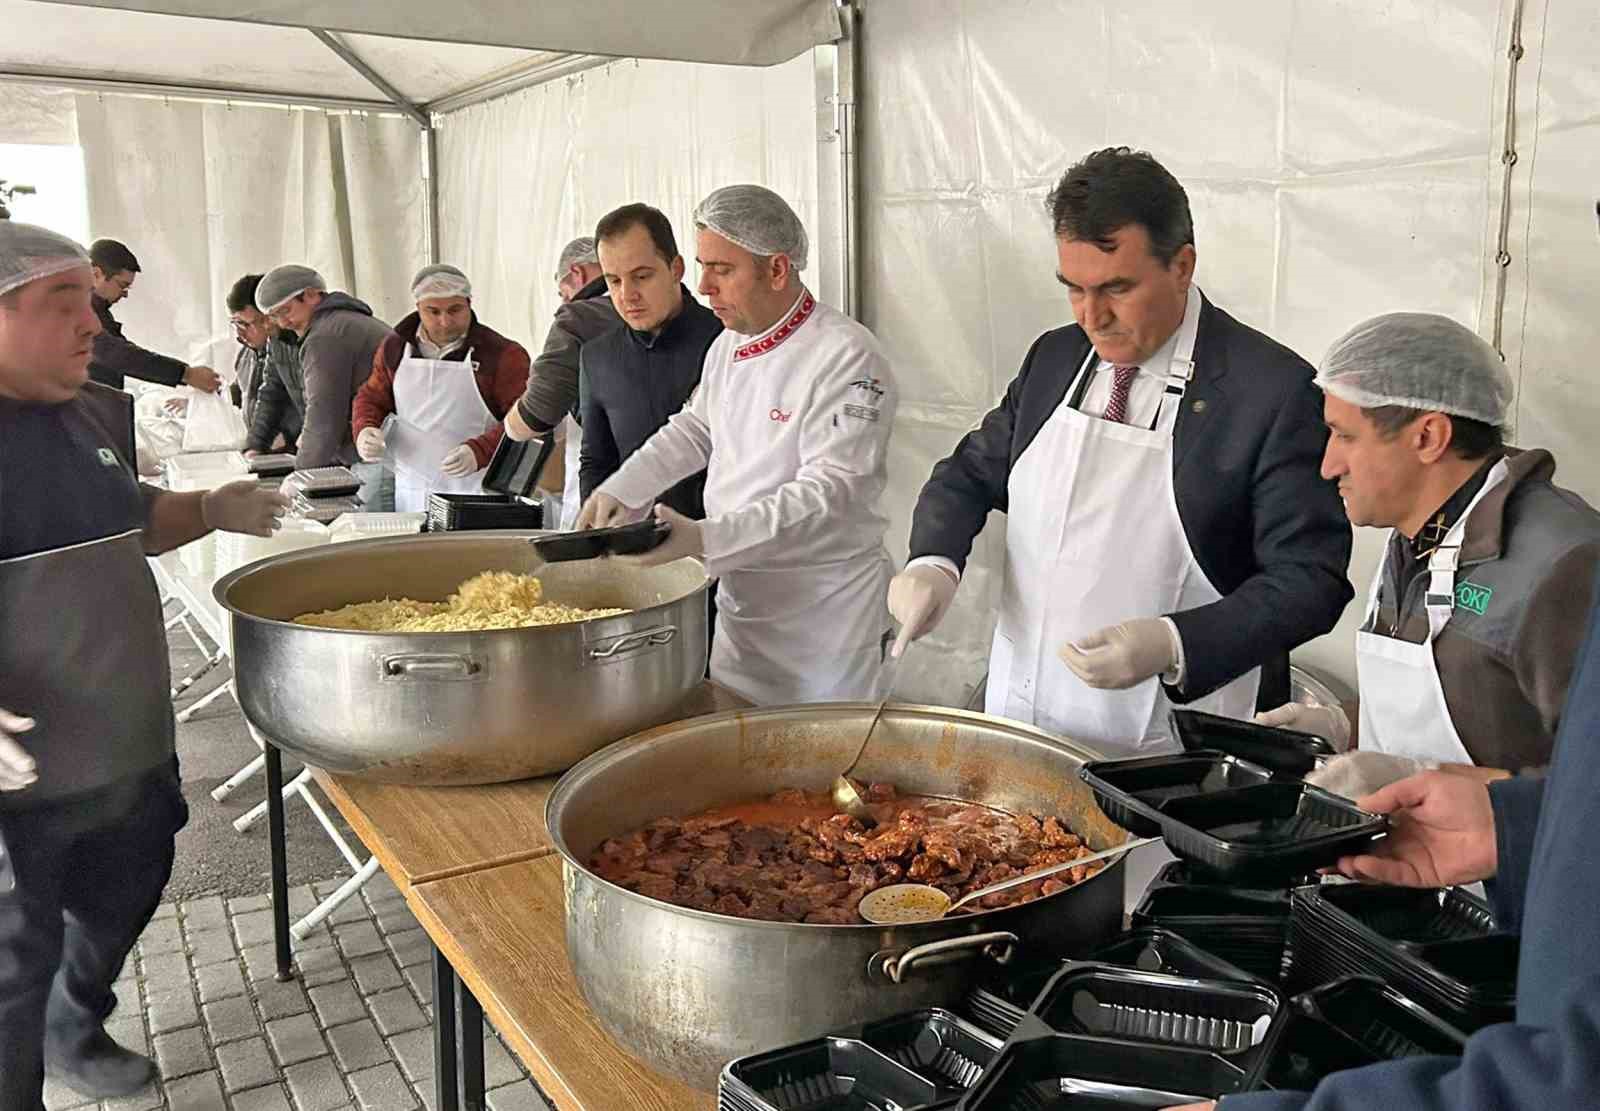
[831,653,904,824]
[857,836,1161,925]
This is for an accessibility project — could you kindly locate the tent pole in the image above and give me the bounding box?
[424,123,442,265]
[0,67,398,115]
[813,1,860,319]
[308,28,429,129]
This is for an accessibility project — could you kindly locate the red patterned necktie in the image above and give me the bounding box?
[1103,364,1140,424]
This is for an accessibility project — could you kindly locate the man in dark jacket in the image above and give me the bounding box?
[1184,580,1600,1111]
[579,203,721,519]
[504,237,623,526]
[256,264,394,508]
[224,273,302,453]
[85,239,220,394]
[0,223,286,1110]
[889,147,1352,755]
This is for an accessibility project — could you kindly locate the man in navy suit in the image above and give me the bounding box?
[890,147,1351,756]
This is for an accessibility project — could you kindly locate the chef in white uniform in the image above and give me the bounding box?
[1260,314,1600,799]
[578,185,897,706]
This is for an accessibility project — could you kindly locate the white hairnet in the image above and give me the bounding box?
[693,185,809,271]
[1317,312,1513,427]
[256,264,327,314]
[554,237,598,281]
[411,263,472,302]
[0,221,90,299]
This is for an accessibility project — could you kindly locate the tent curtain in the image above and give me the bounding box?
[435,53,818,360]
[74,93,423,377]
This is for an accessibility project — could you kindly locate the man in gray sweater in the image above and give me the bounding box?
[256,265,394,509]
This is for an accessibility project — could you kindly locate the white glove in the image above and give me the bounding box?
[1059,618,1179,690]
[576,491,635,531]
[202,480,291,538]
[440,445,479,478]
[1307,751,1432,801]
[356,426,386,463]
[614,505,703,568]
[1254,702,1353,752]
[887,564,959,657]
[0,708,38,792]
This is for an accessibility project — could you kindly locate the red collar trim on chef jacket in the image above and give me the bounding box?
[733,292,816,363]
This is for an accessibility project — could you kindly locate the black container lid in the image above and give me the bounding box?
[1170,709,1337,778]
[481,430,555,501]
[532,519,672,563]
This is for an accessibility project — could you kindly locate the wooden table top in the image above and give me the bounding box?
[311,680,748,889]
[408,855,713,1111]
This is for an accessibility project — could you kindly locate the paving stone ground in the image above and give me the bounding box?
[31,617,555,1110]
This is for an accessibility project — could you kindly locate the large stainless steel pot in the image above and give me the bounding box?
[215,531,709,785]
[547,704,1127,1089]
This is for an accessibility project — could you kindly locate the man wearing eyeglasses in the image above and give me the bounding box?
[85,239,220,395]
[224,273,302,455]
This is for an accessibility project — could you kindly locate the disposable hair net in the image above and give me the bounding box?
[554,237,597,281]
[693,185,809,270]
[256,264,327,314]
[0,221,90,299]
[411,263,472,301]
[1316,312,1512,427]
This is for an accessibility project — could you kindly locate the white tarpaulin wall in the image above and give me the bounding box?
[435,54,819,364]
[69,95,423,376]
[853,0,1594,706]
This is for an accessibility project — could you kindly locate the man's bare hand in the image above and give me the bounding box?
[1335,770,1498,887]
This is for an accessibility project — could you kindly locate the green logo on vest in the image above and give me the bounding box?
[1456,581,1493,615]
[96,447,118,467]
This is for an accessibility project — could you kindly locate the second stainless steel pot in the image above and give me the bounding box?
[547,704,1127,1089]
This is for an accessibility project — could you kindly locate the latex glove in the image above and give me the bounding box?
[614,505,703,568]
[1058,618,1178,690]
[162,396,189,417]
[576,491,634,531]
[887,565,959,658]
[356,426,386,463]
[202,480,290,538]
[184,365,221,393]
[1254,702,1352,752]
[1333,769,1498,887]
[440,445,479,478]
[0,708,39,791]
[1307,751,1431,801]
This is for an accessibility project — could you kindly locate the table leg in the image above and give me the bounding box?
[459,979,485,1110]
[433,945,460,1111]
[265,741,293,982]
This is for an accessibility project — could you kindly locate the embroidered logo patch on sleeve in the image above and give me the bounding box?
[843,404,879,423]
[1455,581,1493,615]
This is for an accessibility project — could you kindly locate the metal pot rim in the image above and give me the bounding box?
[547,702,1124,932]
[211,531,709,637]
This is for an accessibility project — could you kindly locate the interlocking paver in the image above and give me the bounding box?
[368,987,428,1037]
[163,1070,224,1111]
[216,1035,280,1093]
[231,1083,294,1111]
[40,1077,95,1110]
[327,1018,391,1072]
[350,953,404,995]
[151,901,179,921]
[265,1012,327,1066]
[152,1025,212,1079]
[386,1028,434,1083]
[484,1036,525,1089]
[232,908,276,949]
[370,899,418,938]
[327,893,373,926]
[106,1013,149,1055]
[184,927,237,969]
[296,944,351,988]
[179,895,227,934]
[146,987,200,1036]
[310,981,368,1028]
[348,1062,418,1111]
[240,941,279,984]
[254,976,311,1021]
[333,920,386,959]
[195,958,248,1003]
[385,927,432,969]
[284,1055,350,1111]
[101,1085,163,1111]
[202,995,259,1045]
[138,918,185,957]
[402,963,434,1007]
[139,951,189,987]
[487,1083,554,1111]
[229,894,270,914]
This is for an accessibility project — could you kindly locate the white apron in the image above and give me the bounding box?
[985,284,1259,756]
[390,345,496,514]
[1355,459,1511,764]
[559,415,582,530]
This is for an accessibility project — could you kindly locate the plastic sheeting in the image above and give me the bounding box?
[858,0,1511,703]
[435,54,818,360]
[42,0,842,68]
[74,94,422,377]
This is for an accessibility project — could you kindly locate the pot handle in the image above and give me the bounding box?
[588,624,678,661]
[870,931,1019,985]
[381,653,482,681]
